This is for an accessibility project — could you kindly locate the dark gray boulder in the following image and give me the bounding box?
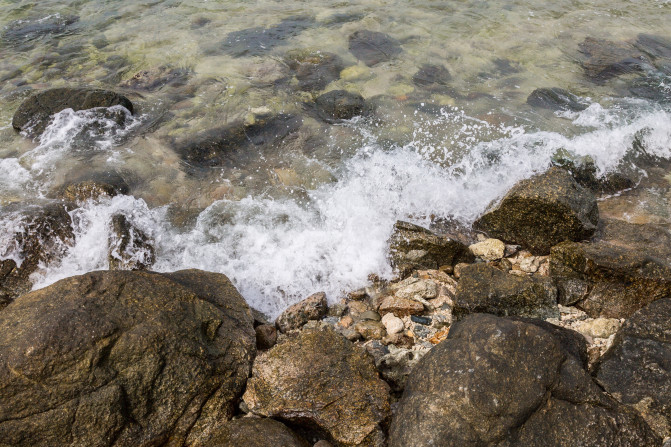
[348,30,402,67]
[389,313,660,447]
[578,37,650,83]
[221,16,315,57]
[195,418,309,447]
[285,50,344,92]
[388,221,474,276]
[3,15,79,47]
[12,87,134,138]
[243,327,391,447]
[473,167,599,255]
[412,64,451,91]
[314,90,367,121]
[527,87,588,112]
[594,298,671,439]
[634,34,671,59]
[454,263,558,319]
[550,218,671,318]
[0,269,256,447]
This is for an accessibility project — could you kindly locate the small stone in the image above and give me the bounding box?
[575,318,622,339]
[276,292,328,333]
[338,315,354,328]
[410,315,432,325]
[381,313,404,335]
[348,289,367,300]
[504,244,520,257]
[255,324,278,350]
[327,302,346,317]
[392,277,438,301]
[360,310,381,321]
[379,296,424,317]
[347,300,370,317]
[382,333,414,348]
[469,238,505,261]
[429,326,450,344]
[354,320,386,340]
[519,256,539,273]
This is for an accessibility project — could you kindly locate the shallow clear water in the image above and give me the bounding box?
[1,0,670,316]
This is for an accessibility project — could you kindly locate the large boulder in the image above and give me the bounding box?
[389,313,660,447]
[0,269,256,446]
[473,167,599,255]
[12,87,134,138]
[243,327,391,446]
[0,203,75,308]
[453,263,558,319]
[550,218,671,318]
[54,171,130,203]
[594,298,671,439]
[388,221,474,275]
[195,418,309,447]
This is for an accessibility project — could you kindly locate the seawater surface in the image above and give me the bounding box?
[1,0,671,316]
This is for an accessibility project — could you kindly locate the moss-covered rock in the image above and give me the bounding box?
[0,269,256,446]
[473,167,599,255]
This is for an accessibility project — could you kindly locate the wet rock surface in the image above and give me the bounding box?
[195,417,310,447]
[550,218,671,318]
[243,327,391,447]
[314,90,368,121]
[12,87,134,138]
[595,298,671,439]
[454,263,558,319]
[221,16,315,57]
[3,15,79,48]
[54,171,130,203]
[275,291,328,333]
[474,167,599,255]
[578,37,649,83]
[0,269,256,446]
[412,64,452,91]
[348,30,402,67]
[120,66,190,92]
[388,221,474,275]
[389,313,660,447]
[527,87,588,111]
[285,50,344,91]
[107,214,155,271]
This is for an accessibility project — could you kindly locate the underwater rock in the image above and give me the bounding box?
[550,218,671,318]
[473,167,599,255]
[627,75,671,103]
[3,14,79,47]
[412,64,451,90]
[578,37,650,83]
[0,269,256,446]
[285,50,344,91]
[120,66,190,92]
[221,16,315,57]
[54,171,130,203]
[634,34,671,60]
[551,152,635,195]
[12,87,134,138]
[348,30,402,67]
[314,89,368,121]
[243,327,391,447]
[527,87,589,111]
[389,313,660,446]
[108,214,155,271]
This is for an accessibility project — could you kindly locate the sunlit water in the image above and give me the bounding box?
[1,0,670,316]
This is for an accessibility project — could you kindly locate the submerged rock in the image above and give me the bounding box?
[551,151,635,195]
[108,214,155,271]
[550,218,671,318]
[275,291,328,333]
[221,16,315,57]
[527,87,588,112]
[634,34,671,60]
[578,37,649,83]
[594,298,671,439]
[348,30,402,67]
[54,171,130,203]
[0,203,74,307]
[175,114,302,168]
[389,313,660,446]
[285,50,344,91]
[627,75,671,103]
[314,90,368,121]
[0,269,256,446]
[12,87,134,138]
[412,64,451,91]
[120,66,190,91]
[243,327,391,447]
[196,418,309,447]
[473,167,599,255]
[388,221,474,275]
[454,263,558,319]
[3,14,79,46]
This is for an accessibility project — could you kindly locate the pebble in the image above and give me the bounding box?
[411,315,432,325]
[381,313,404,335]
[469,238,505,261]
[355,320,386,340]
[360,310,381,321]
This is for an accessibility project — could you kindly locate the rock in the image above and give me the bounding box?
[175,114,302,168]
[3,15,79,47]
[276,292,328,333]
[108,214,155,271]
[243,328,391,447]
[391,277,438,301]
[454,263,558,319]
[412,64,451,90]
[556,277,591,306]
[55,171,130,203]
[468,238,505,261]
[594,298,671,439]
[314,90,367,121]
[376,347,426,393]
[627,75,671,103]
[285,50,344,91]
[314,441,334,447]
[388,221,474,275]
[120,66,190,91]
[527,87,589,111]
[578,37,649,83]
[355,320,387,340]
[12,87,134,138]
[0,203,74,306]
[389,313,660,446]
[255,324,278,350]
[550,218,671,318]
[473,167,599,255]
[359,310,381,321]
[381,313,404,334]
[348,30,402,67]
[551,150,635,195]
[635,34,671,59]
[221,16,315,57]
[0,269,256,446]
[575,318,621,339]
[195,417,309,447]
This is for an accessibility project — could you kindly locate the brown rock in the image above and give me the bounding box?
[355,320,386,340]
[379,296,424,317]
[195,417,309,447]
[255,324,278,350]
[276,292,328,333]
[108,214,155,271]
